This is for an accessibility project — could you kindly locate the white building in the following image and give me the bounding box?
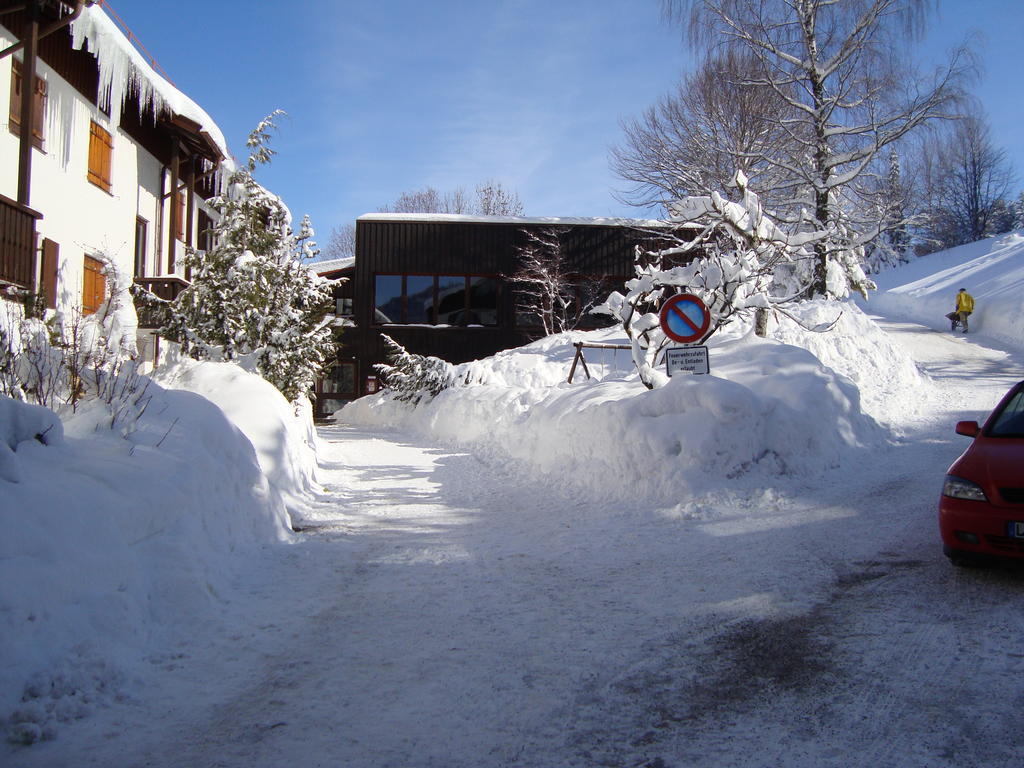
[0,0,231,328]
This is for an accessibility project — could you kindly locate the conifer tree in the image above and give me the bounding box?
[164,112,337,402]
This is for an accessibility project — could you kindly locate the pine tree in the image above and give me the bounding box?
[374,334,453,403]
[164,112,337,402]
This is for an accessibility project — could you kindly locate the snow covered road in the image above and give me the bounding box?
[9,319,1024,768]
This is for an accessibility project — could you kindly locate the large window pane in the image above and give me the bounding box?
[406,275,434,323]
[323,363,356,395]
[435,275,467,325]
[374,274,402,324]
[469,276,499,326]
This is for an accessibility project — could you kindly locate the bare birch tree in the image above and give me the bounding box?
[612,50,796,212]
[660,0,972,297]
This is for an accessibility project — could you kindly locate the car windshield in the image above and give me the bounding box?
[989,389,1024,437]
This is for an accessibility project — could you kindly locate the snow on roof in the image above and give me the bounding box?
[357,212,668,228]
[70,5,233,168]
[311,256,355,274]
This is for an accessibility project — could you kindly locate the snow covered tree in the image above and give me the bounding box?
[597,173,840,389]
[163,112,337,402]
[1013,192,1024,231]
[659,0,971,297]
[511,227,603,337]
[612,50,795,213]
[374,334,454,403]
[863,149,914,272]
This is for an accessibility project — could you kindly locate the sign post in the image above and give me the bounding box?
[659,294,712,376]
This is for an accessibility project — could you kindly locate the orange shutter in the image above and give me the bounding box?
[87,121,113,192]
[82,255,106,315]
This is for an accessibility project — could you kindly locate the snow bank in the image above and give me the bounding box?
[865,230,1024,352]
[153,348,321,513]
[342,302,911,507]
[0,372,294,743]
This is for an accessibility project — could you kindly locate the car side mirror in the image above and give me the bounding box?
[955,421,980,437]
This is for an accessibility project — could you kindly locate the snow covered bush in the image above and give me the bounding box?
[0,254,146,426]
[374,334,455,403]
[158,112,336,402]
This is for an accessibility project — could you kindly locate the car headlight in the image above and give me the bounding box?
[942,475,989,502]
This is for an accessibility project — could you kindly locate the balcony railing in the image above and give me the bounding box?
[133,275,190,329]
[0,193,42,290]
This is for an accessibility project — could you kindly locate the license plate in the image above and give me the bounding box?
[1009,522,1024,539]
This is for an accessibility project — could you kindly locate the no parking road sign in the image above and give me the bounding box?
[659,293,710,344]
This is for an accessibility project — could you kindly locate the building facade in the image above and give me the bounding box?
[314,213,666,417]
[0,0,228,352]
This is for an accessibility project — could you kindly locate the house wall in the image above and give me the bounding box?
[1,20,211,317]
[313,217,666,416]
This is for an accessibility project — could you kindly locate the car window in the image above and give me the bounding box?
[989,390,1024,437]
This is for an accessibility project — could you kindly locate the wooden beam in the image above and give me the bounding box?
[167,138,179,272]
[16,0,38,206]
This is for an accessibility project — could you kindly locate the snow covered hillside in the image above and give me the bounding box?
[865,229,1024,349]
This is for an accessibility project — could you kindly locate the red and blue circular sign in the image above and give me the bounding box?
[659,293,711,344]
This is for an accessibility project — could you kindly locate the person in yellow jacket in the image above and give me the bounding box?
[953,287,975,333]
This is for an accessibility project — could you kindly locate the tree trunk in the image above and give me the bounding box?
[754,307,769,337]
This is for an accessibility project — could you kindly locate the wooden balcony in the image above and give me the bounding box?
[0,193,42,290]
[133,275,189,328]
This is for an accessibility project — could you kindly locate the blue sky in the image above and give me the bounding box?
[106,0,1022,241]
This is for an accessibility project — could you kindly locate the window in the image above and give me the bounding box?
[405,275,433,323]
[335,297,353,317]
[468,277,498,325]
[9,59,46,150]
[991,391,1024,438]
[82,255,106,315]
[87,121,113,192]
[374,274,403,324]
[373,274,500,326]
[322,363,356,397]
[134,217,148,278]
[197,209,214,251]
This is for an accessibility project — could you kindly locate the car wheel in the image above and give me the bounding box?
[944,546,982,568]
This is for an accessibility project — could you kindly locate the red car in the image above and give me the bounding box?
[940,380,1024,565]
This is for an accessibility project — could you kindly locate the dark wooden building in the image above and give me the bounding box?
[314,213,665,417]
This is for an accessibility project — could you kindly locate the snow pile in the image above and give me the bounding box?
[342,301,914,506]
[153,347,321,512]
[764,301,931,426]
[865,230,1024,352]
[0,398,62,483]
[0,362,299,743]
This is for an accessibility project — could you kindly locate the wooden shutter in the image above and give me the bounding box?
[175,190,185,241]
[87,121,113,192]
[134,217,148,277]
[9,59,46,149]
[41,238,59,309]
[82,255,106,315]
